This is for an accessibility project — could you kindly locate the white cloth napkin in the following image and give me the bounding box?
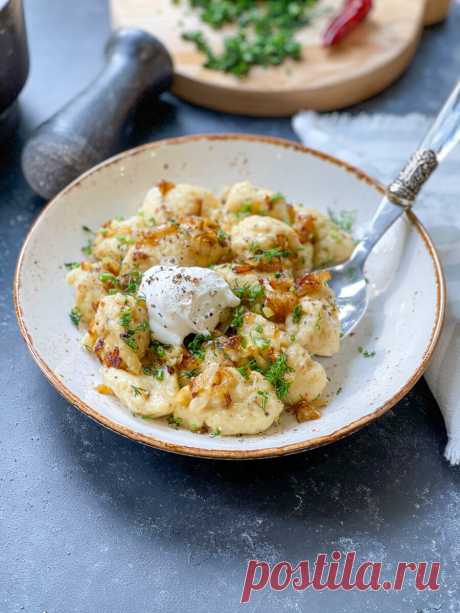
[293,111,460,465]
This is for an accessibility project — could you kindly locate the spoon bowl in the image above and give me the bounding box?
[326,260,368,337]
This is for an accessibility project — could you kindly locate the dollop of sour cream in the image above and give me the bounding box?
[139,265,240,346]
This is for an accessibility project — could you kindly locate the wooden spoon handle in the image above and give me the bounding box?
[22,28,173,200]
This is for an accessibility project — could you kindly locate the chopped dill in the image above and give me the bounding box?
[69,307,82,327]
[292,304,303,324]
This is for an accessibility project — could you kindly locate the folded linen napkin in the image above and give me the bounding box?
[293,111,460,465]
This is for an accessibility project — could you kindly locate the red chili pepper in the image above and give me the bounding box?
[322,0,373,47]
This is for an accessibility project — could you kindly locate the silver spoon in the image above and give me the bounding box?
[325,80,460,337]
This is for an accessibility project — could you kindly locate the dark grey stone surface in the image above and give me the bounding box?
[1,1,460,611]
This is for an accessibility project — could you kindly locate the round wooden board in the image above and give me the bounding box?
[110,0,429,116]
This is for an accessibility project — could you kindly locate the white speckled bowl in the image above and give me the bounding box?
[14,135,445,459]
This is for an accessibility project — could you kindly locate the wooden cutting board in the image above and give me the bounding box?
[110,0,449,116]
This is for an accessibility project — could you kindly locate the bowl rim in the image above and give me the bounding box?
[14,133,446,460]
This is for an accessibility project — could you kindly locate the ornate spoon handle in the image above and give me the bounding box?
[351,80,460,264]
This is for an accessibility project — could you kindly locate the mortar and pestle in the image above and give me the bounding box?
[0,0,29,140]
[21,28,173,200]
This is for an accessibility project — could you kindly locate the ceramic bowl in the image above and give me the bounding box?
[14,134,445,459]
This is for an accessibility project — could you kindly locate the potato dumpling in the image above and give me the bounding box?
[92,215,145,274]
[140,181,220,225]
[173,363,283,435]
[87,294,150,374]
[102,366,178,418]
[121,217,231,273]
[66,262,107,325]
[298,208,354,268]
[230,215,301,269]
[222,181,295,227]
[213,264,297,322]
[286,292,340,357]
[239,312,287,362]
[284,344,327,405]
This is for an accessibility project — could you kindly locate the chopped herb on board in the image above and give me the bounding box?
[167,415,183,428]
[180,0,321,77]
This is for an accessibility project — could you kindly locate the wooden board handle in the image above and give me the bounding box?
[424,0,451,25]
[22,28,173,200]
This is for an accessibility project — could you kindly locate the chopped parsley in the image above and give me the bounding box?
[135,321,149,333]
[327,208,356,233]
[251,244,291,262]
[151,340,167,358]
[153,368,165,381]
[257,390,269,410]
[210,427,221,437]
[263,353,293,399]
[99,272,119,285]
[358,346,375,358]
[182,368,200,379]
[117,235,135,245]
[244,353,292,400]
[167,415,183,428]
[230,305,245,329]
[81,239,93,257]
[292,304,303,324]
[69,307,82,327]
[270,192,284,203]
[250,330,270,351]
[236,201,254,217]
[64,262,80,270]
[336,387,342,395]
[185,333,211,360]
[237,365,250,380]
[122,270,142,295]
[121,330,137,352]
[119,307,132,328]
[233,283,265,305]
[81,226,94,256]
